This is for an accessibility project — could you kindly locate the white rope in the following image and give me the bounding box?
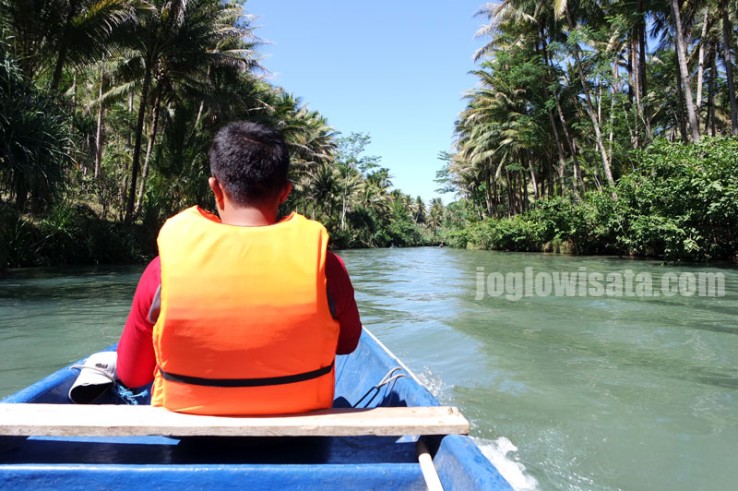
[376,367,405,386]
[351,367,407,408]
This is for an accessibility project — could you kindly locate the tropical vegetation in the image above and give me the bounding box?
[0,0,434,268]
[2,1,737,268]
[442,0,738,261]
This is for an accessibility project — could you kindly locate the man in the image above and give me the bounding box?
[116,121,362,415]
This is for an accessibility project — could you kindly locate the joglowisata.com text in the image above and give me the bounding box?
[475,267,726,301]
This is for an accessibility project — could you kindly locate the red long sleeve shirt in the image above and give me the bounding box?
[116,253,362,388]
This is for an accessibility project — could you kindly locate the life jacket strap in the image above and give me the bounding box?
[158,361,334,388]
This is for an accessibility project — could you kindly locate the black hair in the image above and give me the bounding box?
[208,121,290,205]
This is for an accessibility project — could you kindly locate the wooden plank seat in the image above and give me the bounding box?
[0,404,470,437]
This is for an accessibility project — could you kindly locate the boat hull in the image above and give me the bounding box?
[0,331,512,490]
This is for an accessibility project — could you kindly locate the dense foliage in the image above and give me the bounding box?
[443,138,738,261]
[3,1,737,267]
[0,1,434,268]
[443,0,738,262]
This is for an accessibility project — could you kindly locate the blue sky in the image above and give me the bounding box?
[246,0,487,203]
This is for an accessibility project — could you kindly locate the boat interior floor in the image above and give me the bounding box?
[0,434,437,466]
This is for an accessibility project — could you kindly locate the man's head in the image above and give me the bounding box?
[208,121,290,207]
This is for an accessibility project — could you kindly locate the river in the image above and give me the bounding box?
[1,248,737,490]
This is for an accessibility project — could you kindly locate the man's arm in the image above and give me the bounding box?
[116,257,160,388]
[326,252,362,354]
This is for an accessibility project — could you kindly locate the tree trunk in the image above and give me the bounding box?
[548,109,566,195]
[637,0,651,140]
[134,93,162,216]
[721,0,738,135]
[521,168,529,212]
[125,62,153,223]
[194,66,212,129]
[696,9,709,110]
[597,78,603,127]
[539,31,569,196]
[505,170,514,216]
[94,64,105,179]
[50,44,69,93]
[527,159,538,201]
[545,150,552,198]
[339,171,352,231]
[675,62,690,142]
[50,0,81,92]
[565,7,616,186]
[638,1,648,96]
[610,57,618,159]
[631,35,641,148]
[340,190,347,230]
[484,172,494,217]
[127,90,134,150]
[492,178,499,217]
[627,41,635,105]
[14,178,27,211]
[707,45,718,136]
[555,97,583,193]
[671,0,700,142]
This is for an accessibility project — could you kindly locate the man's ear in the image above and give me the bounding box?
[278,181,293,205]
[209,177,225,210]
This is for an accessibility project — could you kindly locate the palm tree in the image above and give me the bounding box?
[119,0,255,222]
[263,91,340,219]
[720,0,738,134]
[0,0,139,88]
[279,95,338,189]
[0,42,72,211]
[553,0,616,185]
[427,198,444,232]
[361,168,392,220]
[670,0,700,141]
[455,40,557,216]
[335,165,361,231]
[49,0,142,91]
[412,196,426,224]
[474,0,588,195]
[306,163,339,224]
[0,0,68,79]
[389,190,413,220]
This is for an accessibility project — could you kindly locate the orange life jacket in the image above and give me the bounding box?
[151,206,340,415]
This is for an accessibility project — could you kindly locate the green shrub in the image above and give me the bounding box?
[0,203,155,269]
[440,226,470,249]
[466,215,542,252]
[441,138,738,261]
[0,44,72,213]
[615,137,738,260]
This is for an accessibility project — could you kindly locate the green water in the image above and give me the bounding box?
[0,266,143,395]
[1,249,737,490]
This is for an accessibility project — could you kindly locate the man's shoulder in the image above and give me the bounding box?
[164,206,209,225]
[141,256,162,284]
[290,212,327,229]
[326,250,343,265]
[326,251,351,280]
[284,213,332,241]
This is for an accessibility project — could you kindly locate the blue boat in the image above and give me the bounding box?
[0,330,513,490]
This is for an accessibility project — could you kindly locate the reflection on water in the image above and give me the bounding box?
[1,250,737,491]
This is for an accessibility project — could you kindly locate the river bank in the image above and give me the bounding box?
[0,204,157,269]
[439,138,738,264]
[0,201,435,270]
